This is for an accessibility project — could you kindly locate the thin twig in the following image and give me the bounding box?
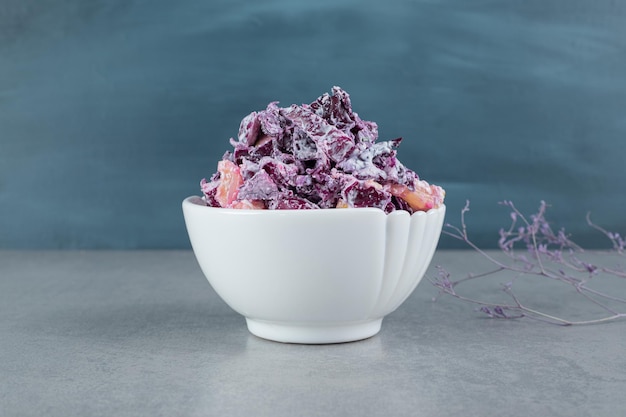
[431,201,626,326]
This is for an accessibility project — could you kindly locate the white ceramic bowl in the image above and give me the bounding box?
[182,196,445,344]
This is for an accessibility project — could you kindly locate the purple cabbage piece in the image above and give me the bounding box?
[258,102,284,139]
[238,111,261,145]
[292,128,318,161]
[270,198,320,210]
[259,157,299,188]
[342,180,392,212]
[237,171,279,201]
[200,178,220,207]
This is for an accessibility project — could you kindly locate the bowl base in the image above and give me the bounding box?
[245,318,383,344]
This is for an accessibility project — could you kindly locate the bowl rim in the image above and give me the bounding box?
[182,195,445,216]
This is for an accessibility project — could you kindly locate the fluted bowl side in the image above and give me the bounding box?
[182,196,445,343]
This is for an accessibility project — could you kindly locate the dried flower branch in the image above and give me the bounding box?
[430,201,626,325]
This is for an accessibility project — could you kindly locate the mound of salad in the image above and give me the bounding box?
[200,87,445,213]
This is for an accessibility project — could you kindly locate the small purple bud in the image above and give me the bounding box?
[479,306,493,317]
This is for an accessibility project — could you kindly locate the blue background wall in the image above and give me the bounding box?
[1,0,625,249]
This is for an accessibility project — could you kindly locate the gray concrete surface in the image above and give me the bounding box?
[1,250,624,416]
